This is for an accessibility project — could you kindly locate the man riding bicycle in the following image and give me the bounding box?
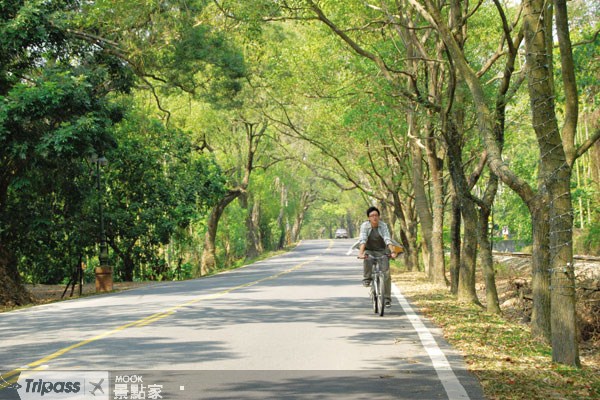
[357,206,398,307]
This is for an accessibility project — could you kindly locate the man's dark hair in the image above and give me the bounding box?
[366,206,380,217]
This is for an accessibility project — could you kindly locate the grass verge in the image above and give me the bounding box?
[392,270,600,400]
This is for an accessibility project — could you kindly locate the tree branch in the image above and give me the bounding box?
[575,126,600,161]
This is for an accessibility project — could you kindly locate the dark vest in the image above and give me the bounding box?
[365,226,386,256]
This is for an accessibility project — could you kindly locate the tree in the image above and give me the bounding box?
[264,0,451,286]
[74,0,246,112]
[0,0,134,305]
[199,120,268,275]
[103,112,225,281]
[64,0,249,277]
[408,0,600,365]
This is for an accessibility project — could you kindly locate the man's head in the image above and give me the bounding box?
[366,206,380,219]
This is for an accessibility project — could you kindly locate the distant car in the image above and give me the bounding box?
[334,228,349,239]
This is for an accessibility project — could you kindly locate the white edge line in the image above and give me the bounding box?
[392,283,471,400]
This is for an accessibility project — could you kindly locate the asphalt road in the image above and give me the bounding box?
[0,239,485,400]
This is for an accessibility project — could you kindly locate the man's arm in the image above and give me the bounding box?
[358,221,369,245]
[379,222,393,245]
[357,222,369,258]
[358,243,367,258]
[380,222,398,258]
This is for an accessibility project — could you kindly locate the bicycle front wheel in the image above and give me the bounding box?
[371,283,378,314]
[377,273,385,317]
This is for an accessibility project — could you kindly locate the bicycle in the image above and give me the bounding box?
[359,254,389,317]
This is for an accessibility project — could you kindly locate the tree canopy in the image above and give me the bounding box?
[1,0,598,367]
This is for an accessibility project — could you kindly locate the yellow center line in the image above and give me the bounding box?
[0,244,332,384]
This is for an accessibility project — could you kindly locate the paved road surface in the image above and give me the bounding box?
[0,239,485,399]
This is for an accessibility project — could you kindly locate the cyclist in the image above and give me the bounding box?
[357,206,398,307]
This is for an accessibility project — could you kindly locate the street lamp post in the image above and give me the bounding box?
[94,155,112,292]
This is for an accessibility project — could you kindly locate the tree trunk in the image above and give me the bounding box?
[0,243,33,306]
[549,174,579,365]
[244,202,259,261]
[391,192,419,271]
[524,0,579,365]
[241,193,261,261]
[449,189,461,295]
[410,125,433,276]
[199,121,265,274]
[426,122,447,287]
[276,184,287,250]
[0,175,33,305]
[445,122,480,304]
[412,0,584,365]
[122,254,135,281]
[291,214,302,243]
[401,210,420,272]
[291,210,305,243]
[406,220,420,271]
[108,238,136,281]
[291,191,313,243]
[224,235,234,267]
[200,190,240,276]
[457,200,480,304]
[477,195,501,314]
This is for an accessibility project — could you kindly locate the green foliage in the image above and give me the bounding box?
[0,0,135,284]
[576,222,600,256]
[103,110,226,280]
[2,0,598,291]
[75,0,247,106]
[216,200,247,266]
[7,160,98,284]
[566,1,599,103]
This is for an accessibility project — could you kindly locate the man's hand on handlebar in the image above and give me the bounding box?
[358,253,397,259]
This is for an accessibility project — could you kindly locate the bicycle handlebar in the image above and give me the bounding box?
[357,254,392,260]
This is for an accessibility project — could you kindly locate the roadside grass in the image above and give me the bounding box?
[392,270,600,400]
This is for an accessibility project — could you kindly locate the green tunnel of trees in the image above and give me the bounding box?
[1,0,598,366]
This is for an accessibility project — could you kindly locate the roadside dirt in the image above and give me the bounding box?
[489,255,600,366]
[0,281,156,312]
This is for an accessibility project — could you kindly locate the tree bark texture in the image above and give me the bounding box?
[449,189,461,295]
[392,193,419,272]
[241,193,261,261]
[426,121,448,287]
[445,123,479,304]
[410,129,433,276]
[477,195,501,314]
[457,200,480,304]
[524,0,579,365]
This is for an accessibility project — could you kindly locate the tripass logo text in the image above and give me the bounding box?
[24,379,81,396]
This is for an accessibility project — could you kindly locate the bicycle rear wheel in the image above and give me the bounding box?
[377,273,385,316]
